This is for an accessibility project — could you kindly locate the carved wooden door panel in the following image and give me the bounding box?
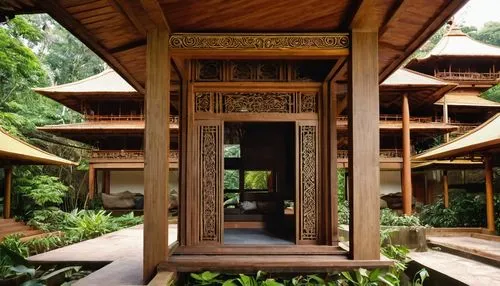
[296,121,320,244]
[194,120,223,244]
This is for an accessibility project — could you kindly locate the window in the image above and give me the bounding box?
[224,144,240,158]
[224,169,239,190]
[244,170,272,190]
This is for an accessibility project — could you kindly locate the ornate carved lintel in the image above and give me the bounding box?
[170,33,349,50]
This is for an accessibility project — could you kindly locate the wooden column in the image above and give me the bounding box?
[3,167,12,219]
[402,93,412,215]
[348,30,380,260]
[484,155,495,232]
[88,165,95,199]
[443,96,449,143]
[143,28,170,282]
[443,170,449,208]
[103,170,111,194]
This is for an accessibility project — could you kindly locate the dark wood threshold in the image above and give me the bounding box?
[160,254,393,273]
[174,245,346,255]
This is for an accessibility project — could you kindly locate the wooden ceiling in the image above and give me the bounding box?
[0,0,468,94]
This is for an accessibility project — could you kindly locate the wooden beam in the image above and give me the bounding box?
[348,30,380,260]
[325,58,347,82]
[143,28,171,283]
[140,0,170,32]
[443,170,449,208]
[402,93,412,215]
[484,155,495,232]
[329,81,338,244]
[38,0,145,94]
[443,95,450,143]
[103,170,111,194]
[112,0,155,35]
[3,167,12,219]
[336,96,348,116]
[88,164,95,200]
[348,0,387,31]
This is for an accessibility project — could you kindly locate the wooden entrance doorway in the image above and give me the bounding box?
[179,59,337,251]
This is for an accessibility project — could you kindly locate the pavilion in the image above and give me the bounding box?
[0,0,469,282]
[414,113,500,232]
[0,129,76,218]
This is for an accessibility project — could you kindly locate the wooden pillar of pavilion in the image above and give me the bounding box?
[443,170,449,208]
[3,167,12,219]
[402,93,412,215]
[484,155,495,232]
[102,170,111,194]
[143,28,171,282]
[443,96,449,143]
[88,165,95,199]
[348,30,380,260]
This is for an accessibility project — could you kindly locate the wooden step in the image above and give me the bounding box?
[159,254,393,273]
[0,219,17,224]
[0,229,44,240]
[0,225,34,234]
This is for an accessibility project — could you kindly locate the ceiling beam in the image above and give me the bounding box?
[140,0,171,32]
[38,0,145,94]
[348,0,388,31]
[325,57,347,83]
[112,0,156,35]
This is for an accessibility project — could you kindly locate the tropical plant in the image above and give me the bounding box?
[379,209,421,227]
[64,209,117,241]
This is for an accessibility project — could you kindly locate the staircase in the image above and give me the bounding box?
[0,219,55,241]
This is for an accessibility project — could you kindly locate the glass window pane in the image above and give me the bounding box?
[224,144,241,158]
[224,169,239,190]
[244,170,271,190]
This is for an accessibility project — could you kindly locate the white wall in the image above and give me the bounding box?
[380,170,402,195]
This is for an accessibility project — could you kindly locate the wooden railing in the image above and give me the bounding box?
[337,115,439,123]
[91,150,179,162]
[337,149,404,159]
[435,71,500,81]
[84,114,179,124]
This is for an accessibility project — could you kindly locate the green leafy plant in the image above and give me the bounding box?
[190,271,222,285]
[1,234,29,258]
[380,209,421,227]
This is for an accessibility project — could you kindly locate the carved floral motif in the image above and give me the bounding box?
[300,125,318,240]
[222,92,294,113]
[170,34,349,49]
[200,125,219,241]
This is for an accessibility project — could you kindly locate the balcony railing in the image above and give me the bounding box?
[337,149,404,159]
[91,150,179,162]
[435,71,500,81]
[84,114,179,124]
[337,115,439,123]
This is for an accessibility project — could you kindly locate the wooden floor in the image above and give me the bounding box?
[0,219,57,241]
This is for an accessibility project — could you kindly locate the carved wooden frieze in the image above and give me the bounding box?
[194,91,318,114]
[222,92,294,113]
[170,33,349,49]
[199,124,222,242]
[298,125,319,241]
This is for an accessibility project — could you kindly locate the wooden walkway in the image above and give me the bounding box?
[28,224,178,286]
[0,219,58,241]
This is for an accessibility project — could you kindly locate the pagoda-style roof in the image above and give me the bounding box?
[380,68,457,111]
[435,93,500,108]
[406,26,500,72]
[413,113,500,160]
[0,129,76,166]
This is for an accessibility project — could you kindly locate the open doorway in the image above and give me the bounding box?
[223,122,295,245]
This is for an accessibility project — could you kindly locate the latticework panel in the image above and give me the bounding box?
[298,124,319,241]
[198,124,222,242]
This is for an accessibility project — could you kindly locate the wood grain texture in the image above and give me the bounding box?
[484,156,495,232]
[443,170,449,208]
[348,31,380,260]
[88,164,95,200]
[3,167,12,219]
[401,93,412,215]
[143,28,170,283]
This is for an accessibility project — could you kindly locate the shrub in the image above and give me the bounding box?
[380,208,421,227]
[338,201,349,225]
[65,209,118,241]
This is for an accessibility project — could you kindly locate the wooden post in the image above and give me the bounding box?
[443,170,449,208]
[3,167,12,219]
[348,30,380,260]
[103,170,111,194]
[402,93,412,215]
[443,96,449,143]
[88,165,95,200]
[484,155,495,232]
[143,28,170,283]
